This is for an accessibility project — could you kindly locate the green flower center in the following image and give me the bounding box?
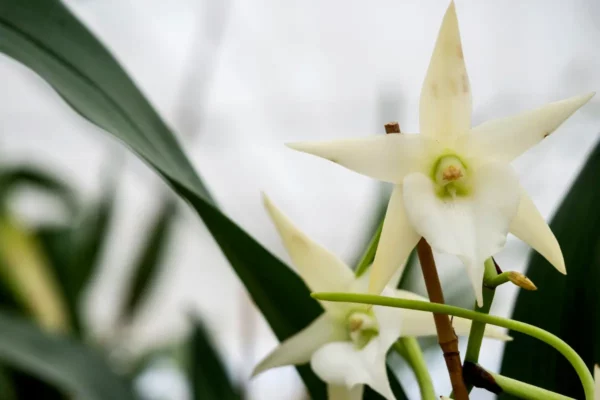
[346,310,379,349]
[431,154,470,198]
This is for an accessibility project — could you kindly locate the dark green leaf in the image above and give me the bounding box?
[188,318,241,400]
[0,310,135,400]
[0,165,77,214]
[119,200,175,324]
[0,365,18,400]
[500,140,600,398]
[3,368,64,400]
[0,0,326,396]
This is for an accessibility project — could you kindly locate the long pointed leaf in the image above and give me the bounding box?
[0,0,328,396]
[189,318,241,400]
[119,200,176,324]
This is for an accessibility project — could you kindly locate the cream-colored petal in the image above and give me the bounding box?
[368,186,421,295]
[286,134,428,184]
[311,340,395,400]
[373,288,405,350]
[263,194,355,316]
[509,188,565,274]
[327,384,364,400]
[252,314,345,377]
[403,163,520,306]
[390,290,511,341]
[469,93,594,162]
[420,1,471,141]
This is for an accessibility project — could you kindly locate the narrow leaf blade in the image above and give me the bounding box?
[0,310,135,400]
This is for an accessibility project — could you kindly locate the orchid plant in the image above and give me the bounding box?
[255,1,596,399]
[0,0,598,399]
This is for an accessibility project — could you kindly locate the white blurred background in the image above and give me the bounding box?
[1,0,599,398]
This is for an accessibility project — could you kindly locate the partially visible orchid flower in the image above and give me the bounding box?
[286,1,594,306]
[252,194,510,399]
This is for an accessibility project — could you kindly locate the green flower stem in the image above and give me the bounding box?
[393,338,436,400]
[488,272,512,287]
[355,220,383,277]
[464,258,498,365]
[490,372,575,400]
[311,292,595,400]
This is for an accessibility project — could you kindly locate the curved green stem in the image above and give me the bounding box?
[393,338,436,400]
[311,292,595,400]
[355,221,383,277]
[490,372,575,400]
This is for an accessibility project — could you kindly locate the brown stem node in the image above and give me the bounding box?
[463,361,503,395]
[384,122,401,134]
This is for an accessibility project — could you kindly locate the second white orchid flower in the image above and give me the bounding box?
[287,2,594,305]
[253,194,510,399]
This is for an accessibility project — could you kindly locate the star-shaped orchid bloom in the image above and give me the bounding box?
[287,2,594,306]
[253,194,510,399]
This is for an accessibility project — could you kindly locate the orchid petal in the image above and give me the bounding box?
[327,384,364,400]
[420,1,471,141]
[509,188,565,274]
[286,134,428,184]
[368,186,421,295]
[263,194,354,316]
[403,163,520,306]
[470,93,594,162]
[373,288,404,350]
[311,340,395,400]
[252,314,345,377]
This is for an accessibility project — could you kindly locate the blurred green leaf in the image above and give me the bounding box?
[0,310,135,400]
[0,165,77,214]
[189,318,241,400]
[36,186,116,334]
[119,200,175,324]
[500,140,600,399]
[0,217,70,332]
[0,0,329,396]
[67,188,115,309]
[0,365,17,400]
[4,368,64,400]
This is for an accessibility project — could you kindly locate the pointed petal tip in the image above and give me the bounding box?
[261,191,272,208]
[250,363,266,379]
[285,141,309,152]
[475,293,484,308]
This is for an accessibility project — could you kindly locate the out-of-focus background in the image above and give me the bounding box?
[1,0,599,399]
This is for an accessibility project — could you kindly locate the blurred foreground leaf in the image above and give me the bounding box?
[0,165,77,213]
[0,217,69,331]
[0,0,346,396]
[119,200,175,324]
[0,311,135,400]
[36,186,116,334]
[500,140,600,398]
[189,319,241,400]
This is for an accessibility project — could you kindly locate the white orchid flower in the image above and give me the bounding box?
[253,194,510,399]
[287,2,594,306]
